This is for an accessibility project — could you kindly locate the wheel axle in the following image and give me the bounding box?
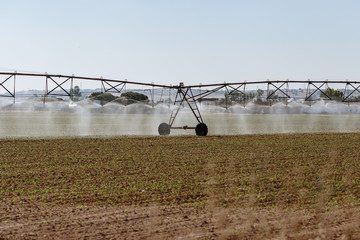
[158,123,208,136]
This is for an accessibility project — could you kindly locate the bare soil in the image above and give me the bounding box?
[2,134,360,239]
[1,202,360,239]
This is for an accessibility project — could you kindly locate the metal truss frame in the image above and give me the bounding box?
[266,81,290,106]
[267,81,290,99]
[169,85,203,130]
[226,83,246,107]
[101,79,126,94]
[343,82,360,102]
[305,81,331,101]
[2,71,360,135]
[44,75,73,103]
[0,73,16,102]
[192,85,226,101]
[168,83,250,128]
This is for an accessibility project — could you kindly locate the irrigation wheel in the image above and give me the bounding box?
[195,123,208,136]
[158,122,171,135]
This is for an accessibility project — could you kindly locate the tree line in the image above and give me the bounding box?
[69,86,149,105]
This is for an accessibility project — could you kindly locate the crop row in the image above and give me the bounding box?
[1,133,360,208]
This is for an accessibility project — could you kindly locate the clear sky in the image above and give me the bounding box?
[1,0,359,90]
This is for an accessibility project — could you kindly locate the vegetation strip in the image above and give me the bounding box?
[1,133,360,208]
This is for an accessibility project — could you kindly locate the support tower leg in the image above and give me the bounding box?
[158,84,208,136]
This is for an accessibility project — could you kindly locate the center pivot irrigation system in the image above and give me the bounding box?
[1,72,360,136]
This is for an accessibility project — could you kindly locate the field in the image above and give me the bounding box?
[1,133,360,239]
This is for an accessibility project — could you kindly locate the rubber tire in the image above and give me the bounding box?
[158,122,171,136]
[195,123,208,136]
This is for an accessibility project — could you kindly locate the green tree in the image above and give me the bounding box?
[256,89,264,102]
[120,92,148,101]
[320,87,343,100]
[70,86,82,101]
[224,92,256,102]
[89,91,149,106]
[89,92,117,105]
[115,91,149,105]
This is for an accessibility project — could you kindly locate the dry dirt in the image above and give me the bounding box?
[1,202,360,239]
[2,134,360,239]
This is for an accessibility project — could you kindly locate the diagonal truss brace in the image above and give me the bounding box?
[225,84,245,95]
[192,85,226,101]
[191,83,245,102]
[267,82,290,100]
[102,80,126,94]
[0,73,16,101]
[45,76,73,96]
[225,83,247,107]
[44,75,74,103]
[169,86,203,128]
[342,83,360,102]
[305,82,331,101]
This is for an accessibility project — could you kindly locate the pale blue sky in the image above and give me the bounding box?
[1,0,359,90]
